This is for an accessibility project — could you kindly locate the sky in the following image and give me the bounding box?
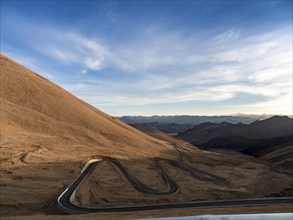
[1,0,292,116]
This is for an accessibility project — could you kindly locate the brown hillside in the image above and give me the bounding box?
[255,141,293,172]
[0,54,176,164]
[0,53,176,216]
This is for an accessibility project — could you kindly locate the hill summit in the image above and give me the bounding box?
[0,54,176,165]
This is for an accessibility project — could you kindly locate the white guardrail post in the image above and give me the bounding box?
[69,159,102,203]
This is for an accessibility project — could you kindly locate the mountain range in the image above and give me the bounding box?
[118,114,273,125]
[118,114,278,134]
[176,116,293,150]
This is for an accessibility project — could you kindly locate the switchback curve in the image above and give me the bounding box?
[58,145,293,214]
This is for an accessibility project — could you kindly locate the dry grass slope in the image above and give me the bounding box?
[0,54,177,162]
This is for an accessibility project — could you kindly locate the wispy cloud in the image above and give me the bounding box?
[2,16,292,115]
[213,28,241,42]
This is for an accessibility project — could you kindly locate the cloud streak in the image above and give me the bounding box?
[2,13,292,115]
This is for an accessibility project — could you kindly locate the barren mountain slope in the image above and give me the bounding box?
[259,142,293,171]
[0,54,176,216]
[243,140,293,172]
[0,54,176,162]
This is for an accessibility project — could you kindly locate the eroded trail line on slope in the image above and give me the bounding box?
[0,145,41,164]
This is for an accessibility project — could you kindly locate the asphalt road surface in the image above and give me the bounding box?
[58,145,293,214]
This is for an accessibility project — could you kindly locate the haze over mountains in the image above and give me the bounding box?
[118,115,273,125]
[118,115,275,134]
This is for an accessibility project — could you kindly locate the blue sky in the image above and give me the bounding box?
[1,1,292,116]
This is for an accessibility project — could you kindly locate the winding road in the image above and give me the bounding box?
[58,144,293,214]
